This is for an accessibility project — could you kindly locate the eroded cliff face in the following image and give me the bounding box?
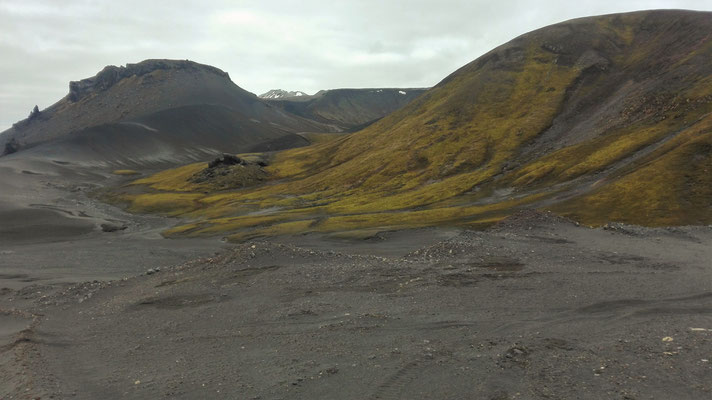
[0,59,331,163]
[67,60,230,102]
[1,59,240,155]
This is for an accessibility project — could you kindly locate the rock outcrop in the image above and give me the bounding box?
[28,105,40,120]
[190,154,269,189]
[2,138,19,156]
[68,59,230,102]
[0,58,331,163]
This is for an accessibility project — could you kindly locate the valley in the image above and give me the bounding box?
[0,8,711,400]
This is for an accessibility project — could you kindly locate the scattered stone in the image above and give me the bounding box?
[662,336,674,342]
[101,223,128,233]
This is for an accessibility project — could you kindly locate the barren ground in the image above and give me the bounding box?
[2,210,711,399]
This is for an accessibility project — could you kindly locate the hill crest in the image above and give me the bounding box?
[68,59,231,103]
[113,10,712,239]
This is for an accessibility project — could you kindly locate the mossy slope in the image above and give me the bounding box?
[116,10,712,239]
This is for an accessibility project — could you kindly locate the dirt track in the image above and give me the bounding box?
[3,212,711,399]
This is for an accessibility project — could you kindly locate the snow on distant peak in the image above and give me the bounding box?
[259,89,309,99]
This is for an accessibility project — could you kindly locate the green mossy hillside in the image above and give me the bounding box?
[111,11,712,239]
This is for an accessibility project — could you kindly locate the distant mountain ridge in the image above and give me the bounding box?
[259,89,309,99]
[117,10,712,239]
[264,87,428,130]
[0,59,332,165]
[0,61,428,164]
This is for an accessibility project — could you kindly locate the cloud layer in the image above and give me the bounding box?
[1,0,710,129]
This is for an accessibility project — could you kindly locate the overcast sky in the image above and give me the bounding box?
[1,0,711,130]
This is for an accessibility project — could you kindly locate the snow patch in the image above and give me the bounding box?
[398,91,407,95]
[259,89,309,99]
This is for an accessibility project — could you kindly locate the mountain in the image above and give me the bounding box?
[0,59,333,166]
[264,88,428,130]
[113,10,712,238]
[259,89,309,99]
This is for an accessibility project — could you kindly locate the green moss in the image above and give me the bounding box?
[113,169,140,176]
[126,193,204,216]
[227,219,317,242]
[132,162,208,192]
[106,18,712,237]
[553,116,712,225]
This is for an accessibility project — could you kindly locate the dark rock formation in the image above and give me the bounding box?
[68,59,231,103]
[2,138,20,155]
[191,155,269,189]
[100,223,128,232]
[28,105,40,120]
[208,154,243,168]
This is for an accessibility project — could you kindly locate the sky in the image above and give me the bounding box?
[1,0,711,130]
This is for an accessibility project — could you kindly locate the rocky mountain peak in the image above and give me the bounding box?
[68,59,231,102]
[259,89,309,99]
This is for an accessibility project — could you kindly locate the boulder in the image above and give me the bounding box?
[2,138,20,156]
[28,105,40,120]
[100,223,128,233]
[208,154,243,169]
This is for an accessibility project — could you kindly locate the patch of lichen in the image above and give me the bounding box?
[221,196,537,242]
[112,169,140,176]
[507,96,712,189]
[553,115,712,225]
[596,15,637,47]
[298,132,349,145]
[132,162,208,192]
[227,43,581,215]
[111,14,712,237]
[126,192,205,216]
[507,117,676,187]
[227,219,317,242]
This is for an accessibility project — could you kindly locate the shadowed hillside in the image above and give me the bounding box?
[0,59,333,167]
[112,10,712,238]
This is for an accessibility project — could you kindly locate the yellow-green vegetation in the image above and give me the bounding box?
[112,12,712,239]
[127,192,205,216]
[113,169,140,176]
[298,132,349,145]
[132,162,207,192]
[554,114,712,226]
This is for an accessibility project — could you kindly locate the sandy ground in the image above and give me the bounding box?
[0,153,228,285]
[1,209,710,399]
[0,152,229,398]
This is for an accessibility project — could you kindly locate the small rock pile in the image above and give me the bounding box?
[189,154,269,189]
